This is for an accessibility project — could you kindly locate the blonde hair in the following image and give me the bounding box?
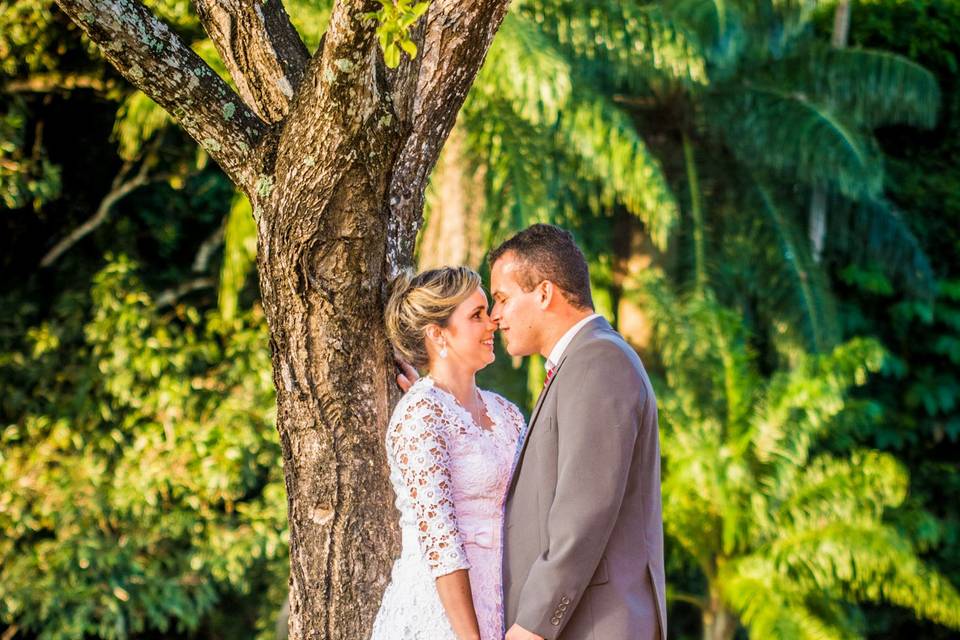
[385,266,482,368]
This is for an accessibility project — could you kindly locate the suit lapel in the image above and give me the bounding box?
[507,316,611,491]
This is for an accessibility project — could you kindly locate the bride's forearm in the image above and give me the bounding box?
[435,569,482,640]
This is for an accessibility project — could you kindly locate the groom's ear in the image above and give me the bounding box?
[536,280,554,309]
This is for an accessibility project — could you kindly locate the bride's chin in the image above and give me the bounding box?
[475,354,495,369]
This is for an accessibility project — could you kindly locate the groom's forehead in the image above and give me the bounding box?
[491,259,523,291]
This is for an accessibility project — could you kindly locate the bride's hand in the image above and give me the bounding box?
[505,623,544,640]
[396,359,419,393]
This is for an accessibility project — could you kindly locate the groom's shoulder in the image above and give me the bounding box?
[572,323,640,368]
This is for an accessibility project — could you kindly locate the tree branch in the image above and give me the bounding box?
[53,0,267,190]
[192,0,310,123]
[3,72,121,95]
[384,0,512,273]
[269,0,398,213]
[155,276,216,308]
[192,220,226,272]
[668,590,707,610]
[40,157,151,267]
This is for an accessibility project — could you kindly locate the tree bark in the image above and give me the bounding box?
[702,589,738,640]
[52,0,511,637]
[611,213,662,356]
[809,0,851,262]
[418,122,486,269]
[192,0,309,123]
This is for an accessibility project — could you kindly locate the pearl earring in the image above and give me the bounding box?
[439,341,448,359]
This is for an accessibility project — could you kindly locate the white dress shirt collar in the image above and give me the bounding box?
[545,313,602,371]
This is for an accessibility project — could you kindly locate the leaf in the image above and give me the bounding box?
[399,39,417,58]
[383,43,401,68]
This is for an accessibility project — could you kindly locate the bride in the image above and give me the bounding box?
[371,266,524,640]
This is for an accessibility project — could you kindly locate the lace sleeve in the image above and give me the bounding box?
[388,393,471,577]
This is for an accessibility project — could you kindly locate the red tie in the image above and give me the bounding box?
[543,364,557,389]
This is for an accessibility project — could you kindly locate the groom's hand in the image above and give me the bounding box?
[505,624,544,640]
[395,359,419,393]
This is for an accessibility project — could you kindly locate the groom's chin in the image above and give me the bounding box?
[503,344,528,358]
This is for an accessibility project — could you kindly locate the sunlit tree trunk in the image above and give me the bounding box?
[611,212,661,355]
[52,1,511,637]
[702,587,737,640]
[418,123,486,270]
[809,0,851,262]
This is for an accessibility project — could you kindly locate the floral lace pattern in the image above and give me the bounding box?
[372,377,524,640]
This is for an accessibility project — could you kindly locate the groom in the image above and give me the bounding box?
[489,224,666,640]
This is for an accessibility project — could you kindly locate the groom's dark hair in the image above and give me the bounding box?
[488,224,593,310]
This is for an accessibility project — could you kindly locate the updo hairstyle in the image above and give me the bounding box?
[385,266,482,369]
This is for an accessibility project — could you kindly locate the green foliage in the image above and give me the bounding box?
[3,1,959,638]
[112,92,172,162]
[712,83,886,201]
[643,274,960,637]
[365,0,430,68]
[518,0,708,89]
[0,96,61,210]
[285,0,332,51]
[462,9,680,250]
[0,258,286,640]
[219,194,257,321]
[660,0,941,347]
[0,0,97,76]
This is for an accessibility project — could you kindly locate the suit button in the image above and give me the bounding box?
[551,617,560,626]
[561,596,570,604]
[559,603,568,611]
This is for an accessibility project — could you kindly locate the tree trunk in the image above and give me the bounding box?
[809,0,851,262]
[254,129,403,637]
[612,217,661,356]
[418,122,486,270]
[702,589,738,640]
[53,0,512,637]
[682,131,707,295]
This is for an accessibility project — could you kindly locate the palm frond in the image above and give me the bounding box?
[667,0,749,74]
[772,450,908,531]
[559,90,678,248]
[752,337,885,467]
[720,557,859,640]
[712,85,885,200]
[469,17,679,248]
[516,0,708,90]
[827,196,936,297]
[783,45,941,129]
[474,13,573,126]
[751,178,840,351]
[763,519,960,628]
[461,98,554,241]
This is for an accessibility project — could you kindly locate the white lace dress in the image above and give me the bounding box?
[371,376,524,640]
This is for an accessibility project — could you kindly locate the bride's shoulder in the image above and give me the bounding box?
[390,377,449,423]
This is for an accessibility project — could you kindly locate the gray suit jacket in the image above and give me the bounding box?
[503,317,666,640]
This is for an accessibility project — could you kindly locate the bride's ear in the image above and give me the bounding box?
[424,324,444,347]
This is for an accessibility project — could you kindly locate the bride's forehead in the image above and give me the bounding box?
[454,287,488,309]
